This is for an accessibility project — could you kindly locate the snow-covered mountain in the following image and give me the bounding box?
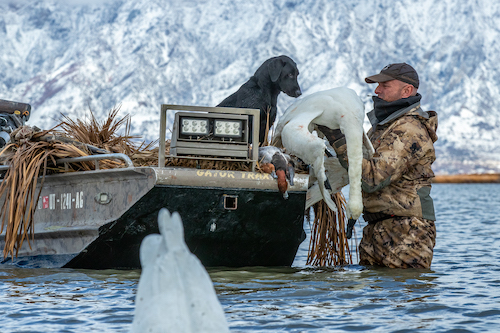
[1,0,500,175]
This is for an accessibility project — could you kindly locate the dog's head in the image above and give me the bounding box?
[263,55,302,98]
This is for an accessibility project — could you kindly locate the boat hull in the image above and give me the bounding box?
[0,167,308,269]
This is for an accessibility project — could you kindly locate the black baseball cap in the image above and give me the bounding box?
[365,63,419,88]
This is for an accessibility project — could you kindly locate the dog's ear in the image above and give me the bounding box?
[268,58,284,83]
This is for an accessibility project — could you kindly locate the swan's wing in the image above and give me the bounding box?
[305,183,323,209]
[306,155,349,210]
[324,156,349,192]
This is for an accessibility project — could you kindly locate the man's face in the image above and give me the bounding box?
[374,80,410,102]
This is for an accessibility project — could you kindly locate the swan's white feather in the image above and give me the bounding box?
[273,87,374,219]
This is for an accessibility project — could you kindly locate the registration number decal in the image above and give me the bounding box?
[38,191,84,210]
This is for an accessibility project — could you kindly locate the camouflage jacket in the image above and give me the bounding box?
[335,102,438,220]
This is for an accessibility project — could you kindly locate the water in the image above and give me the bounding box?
[1,184,500,332]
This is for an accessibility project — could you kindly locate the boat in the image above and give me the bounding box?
[0,103,308,269]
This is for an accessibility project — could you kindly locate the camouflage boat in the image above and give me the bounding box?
[0,104,308,269]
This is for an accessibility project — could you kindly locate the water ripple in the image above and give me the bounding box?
[1,184,500,332]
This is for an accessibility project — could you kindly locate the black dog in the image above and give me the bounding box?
[217,55,301,144]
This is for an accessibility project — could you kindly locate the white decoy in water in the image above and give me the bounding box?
[258,146,295,199]
[272,87,375,220]
[130,208,230,333]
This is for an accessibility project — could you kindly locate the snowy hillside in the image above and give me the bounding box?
[1,0,500,174]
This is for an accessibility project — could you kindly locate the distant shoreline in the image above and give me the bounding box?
[433,173,500,183]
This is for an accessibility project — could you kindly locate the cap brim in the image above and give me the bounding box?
[365,73,395,84]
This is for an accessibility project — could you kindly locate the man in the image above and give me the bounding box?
[328,63,438,268]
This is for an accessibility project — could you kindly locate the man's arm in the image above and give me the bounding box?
[321,118,434,193]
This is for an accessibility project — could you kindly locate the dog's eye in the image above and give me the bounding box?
[288,73,294,78]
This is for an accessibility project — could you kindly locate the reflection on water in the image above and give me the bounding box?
[211,266,441,332]
[0,268,139,332]
[1,184,500,332]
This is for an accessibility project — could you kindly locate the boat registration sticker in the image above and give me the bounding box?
[37,192,84,210]
[42,196,49,209]
[38,194,56,210]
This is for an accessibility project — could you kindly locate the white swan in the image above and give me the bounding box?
[272,87,374,219]
[130,208,230,333]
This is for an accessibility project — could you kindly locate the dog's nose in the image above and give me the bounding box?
[295,89,302,97]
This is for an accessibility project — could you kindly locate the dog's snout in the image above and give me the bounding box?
[289,88,301,98]
[286,88,302,98]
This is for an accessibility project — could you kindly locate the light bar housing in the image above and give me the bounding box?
[160,105,260,171]
[162,106,260,170]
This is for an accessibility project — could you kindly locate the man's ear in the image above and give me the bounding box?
[410,85,418,96]
[402,84,414,98]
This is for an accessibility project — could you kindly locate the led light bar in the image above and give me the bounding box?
[180,118,208,135]
[163,106,259,170]
[214,120,242,138]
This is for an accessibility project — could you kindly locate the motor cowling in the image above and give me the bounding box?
[0,99,32,149]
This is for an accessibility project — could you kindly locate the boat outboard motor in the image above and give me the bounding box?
[0,99,31,149]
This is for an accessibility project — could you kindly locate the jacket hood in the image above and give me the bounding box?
[368,101,438,143]
[420,110,438,143]
[395,104,438,143]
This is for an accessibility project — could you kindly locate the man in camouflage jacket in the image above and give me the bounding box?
[330,63,438,268]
